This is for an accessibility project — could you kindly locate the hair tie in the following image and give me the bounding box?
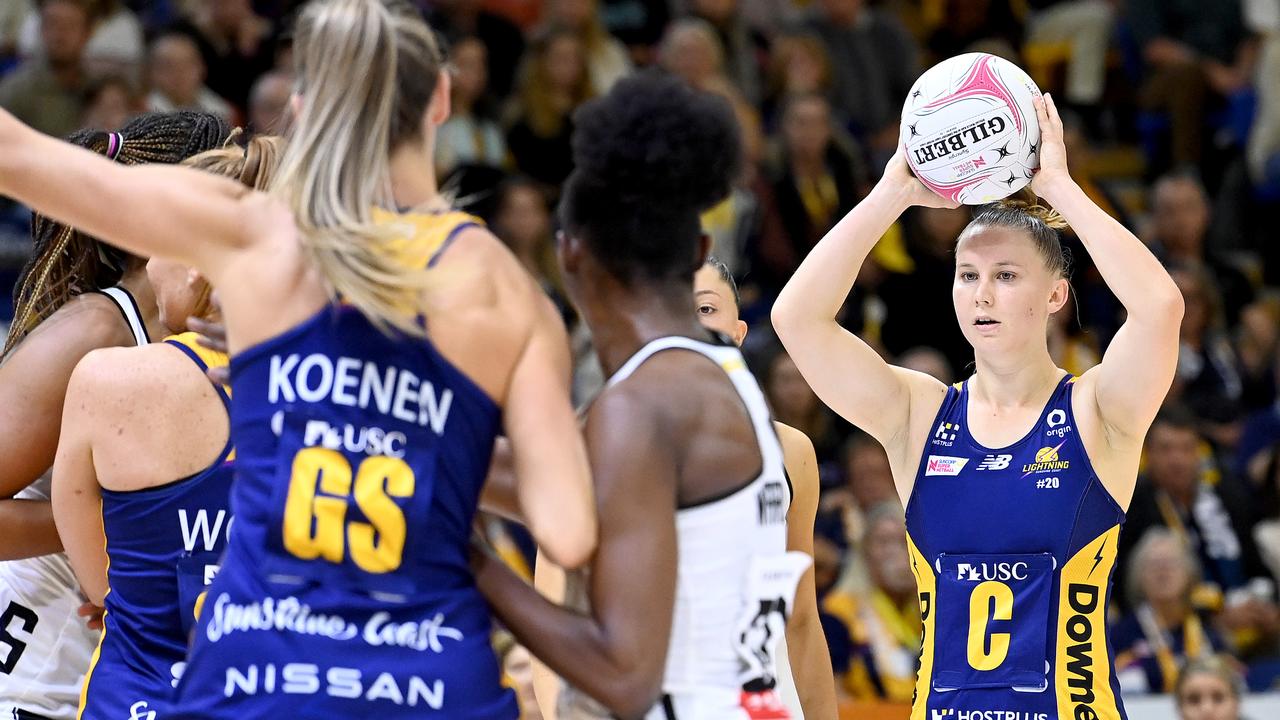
[105,132,124,161]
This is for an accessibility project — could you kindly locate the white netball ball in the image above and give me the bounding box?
[900,52,1043,205]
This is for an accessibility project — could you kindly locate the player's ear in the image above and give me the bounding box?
[734,320,747,346]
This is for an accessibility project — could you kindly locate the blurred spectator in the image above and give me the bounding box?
[506,27,592,191]
[484,0,543,29]
[80,73,139,131]
[429,0,526,101]
[1148,171,1255,326]
[686,0,763,106]
[1024,1,1114,114]
[1127,0,1256,169]
[878,206,975,374]
[1168,264,1245,434]
[763,32,833,128]
[754,94,867,292]
[489,177,571,322]
[1119,408,1269,610]
[146,31,233,123]
[1238,358,1280,486]
[824,502,918,702]
[658,18,763,173]
[599,0,670,64]
[1113,528,1224,694]
[1235,298,1279,413]
[897,346,955,385]
[762,346,846,463]
[0,0,93,138]
[1047,296,1100,377]
[182,0,275,113]
[247,70,290,136]
[803,0,919,158]
[926,0,1023,63]
[437,36,508,175]
[1255,447,1280,582]
[1175,655,1247,720]
[0,1,32,62]
[540,0,632,94]
[1248,8,1280,196]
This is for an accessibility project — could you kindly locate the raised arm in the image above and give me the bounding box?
[50,352,114,605]
[776,423,839,719]
[0,111,263,273]
[1032,96,1183,500]
[502,289,596,570]
[474,384,677,720]
[771,152,950,461]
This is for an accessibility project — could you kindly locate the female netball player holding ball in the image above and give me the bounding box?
[54,135,282,720]
[474,71,810,720]
[773,93,1183,720]
[0,0,595,717]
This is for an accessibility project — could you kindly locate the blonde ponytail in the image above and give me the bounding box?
[270,0,445,337]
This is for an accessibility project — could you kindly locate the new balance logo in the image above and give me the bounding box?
[977,454,1012,471]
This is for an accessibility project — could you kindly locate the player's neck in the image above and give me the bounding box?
[585,284,709,378]
[969,350,1061,410]
[388,142,441,211]
[116,267,167,343]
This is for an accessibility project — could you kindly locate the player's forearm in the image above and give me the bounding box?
[473,553,661,719]
[774,181,910,332]
[1038,177,1182,320]
[787,587,839,719]
[0,499,62,560]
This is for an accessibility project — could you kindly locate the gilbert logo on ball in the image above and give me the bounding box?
[901,53,1042,205]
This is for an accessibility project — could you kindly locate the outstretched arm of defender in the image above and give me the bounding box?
[0,111,269,276]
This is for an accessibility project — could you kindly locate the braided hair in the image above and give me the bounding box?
[3,111,230,357]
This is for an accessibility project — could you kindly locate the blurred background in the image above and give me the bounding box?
[2,1,1279,718]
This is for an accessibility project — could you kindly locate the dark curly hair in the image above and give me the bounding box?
[4,110,230,357]
[559,70,742,286]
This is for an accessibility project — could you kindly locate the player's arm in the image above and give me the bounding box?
[531,552,566,720]
[1032,95,1183,504]
[0,300,132,560]
[50,350,120,605]
[502,282,596,570]
[771,152,949,485]
[776,423,839,718]
[475,383,677,719]
[0,110,271,273]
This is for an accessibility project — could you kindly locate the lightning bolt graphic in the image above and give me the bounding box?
[1088,537,1107,579]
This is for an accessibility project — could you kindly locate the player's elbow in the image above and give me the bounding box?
[600,673,664,720]
[531,510,596,571]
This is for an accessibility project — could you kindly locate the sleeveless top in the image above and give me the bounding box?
[0,286,149,720]
[558,336,810,720]
[77,332,233,720]
[905,375,1128,720]
[172,211,518,719]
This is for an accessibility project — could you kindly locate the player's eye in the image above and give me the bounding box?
[697,305,716,315]
[959,272,978,282]
[997,271,1016,281]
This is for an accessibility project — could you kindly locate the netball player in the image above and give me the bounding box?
[694,257,837,718]
[472,70,810,720]
[53,135,282,720]
[0,111,228,720]
[772,94,1183,719]
[0,0,593,716]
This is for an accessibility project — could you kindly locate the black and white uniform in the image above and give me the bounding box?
[558,336,811,720]
[0,287,149,720]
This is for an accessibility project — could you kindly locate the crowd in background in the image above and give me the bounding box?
[2,0,1280,709]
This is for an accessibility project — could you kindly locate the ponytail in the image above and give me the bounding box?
[270,0,445,338]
